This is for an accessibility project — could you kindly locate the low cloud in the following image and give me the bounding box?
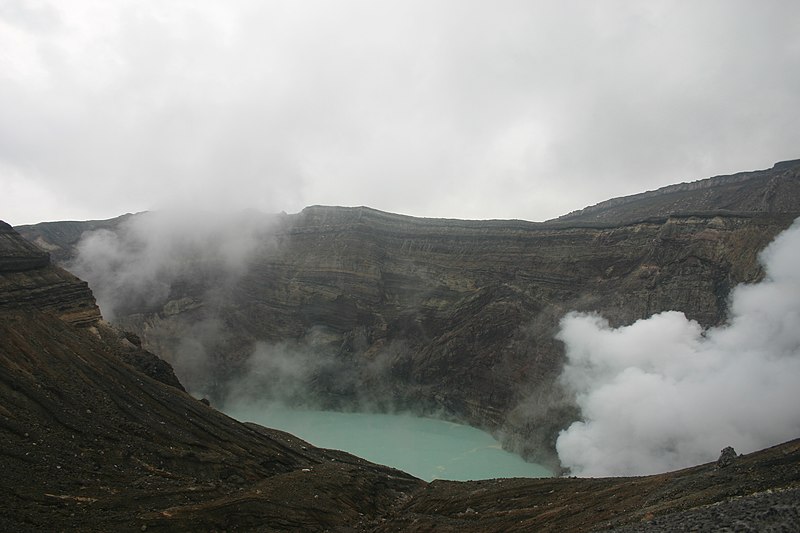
[556,218,800,476]
[2,1,800,225]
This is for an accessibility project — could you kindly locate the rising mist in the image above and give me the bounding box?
[67,209,403,408]
[67,209,281,396]
[556,218,800,476]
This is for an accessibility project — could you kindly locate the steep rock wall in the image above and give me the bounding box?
[0,221,184,390]
[0,221,100,327]
[15,161,800,465]
[5,212,800,533]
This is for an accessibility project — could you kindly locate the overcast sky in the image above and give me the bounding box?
[1,1,799,226]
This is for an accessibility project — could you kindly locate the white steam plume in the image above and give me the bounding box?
[556,218,800,477]
[68,209,273,320]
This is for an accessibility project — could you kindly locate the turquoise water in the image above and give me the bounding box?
[225,405,552,482]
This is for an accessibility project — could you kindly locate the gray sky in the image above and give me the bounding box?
[1,0,799,226]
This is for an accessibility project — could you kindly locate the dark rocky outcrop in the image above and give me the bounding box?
[717,446,738,469]
[1,220,100,327]
[16,161,800,468]
[0,221,50,272]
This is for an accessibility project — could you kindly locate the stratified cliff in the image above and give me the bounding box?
[0,221,422,532]
[1,221,100,327]
[16,160,800,466]
[3,219,800,532]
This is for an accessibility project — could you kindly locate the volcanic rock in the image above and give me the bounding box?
[0,221,49,271]
[717,446,738,468]
[0,222,422,531]
[2,219,800,532]
[15,161,800,467]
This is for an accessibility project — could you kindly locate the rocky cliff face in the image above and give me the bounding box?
[1,220,183,390]
[16,160,800,467]
[3,220,800,532]
[0,222,422,531]
[0,221,50,271]
[1,220,100,327]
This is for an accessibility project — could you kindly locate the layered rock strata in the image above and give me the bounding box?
[16,161,800,466]
[1,220,100,327]
[1,220,183,390]
[2,220,799,532]
[0,222,422,531]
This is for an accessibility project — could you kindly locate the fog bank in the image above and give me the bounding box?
[556,218,800,476]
